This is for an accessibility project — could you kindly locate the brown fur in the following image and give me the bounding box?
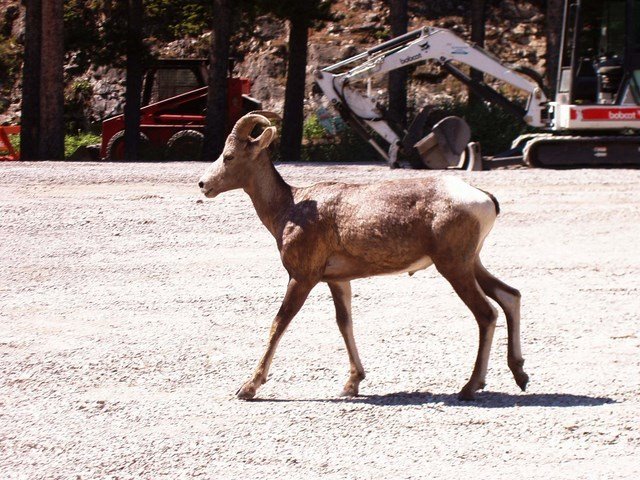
[199,113,528,401]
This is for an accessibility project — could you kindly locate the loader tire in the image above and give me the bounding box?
[165,130,204,161]
[105,130,150,161]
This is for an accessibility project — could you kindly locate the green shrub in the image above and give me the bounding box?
[302,115,326,141]
[408,94,532,156]
[298,99,530,163]
[0,35,21,95]
[65,80,95,132]
[69,79,93,98]
[6,133,19,152]
[300,114,376,162]
[448,100,532,156]
[65,132,101,159]
[4,133,101,159]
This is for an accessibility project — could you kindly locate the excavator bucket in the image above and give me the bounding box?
[413,116,471,169]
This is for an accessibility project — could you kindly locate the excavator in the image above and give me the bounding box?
[314,0,640,169]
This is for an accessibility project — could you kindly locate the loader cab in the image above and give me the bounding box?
[557,0,640,106]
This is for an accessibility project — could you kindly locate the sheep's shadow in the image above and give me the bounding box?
[343,391,616,408]
[252,391,615,408]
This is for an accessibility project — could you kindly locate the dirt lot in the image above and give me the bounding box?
[1,161,639,479]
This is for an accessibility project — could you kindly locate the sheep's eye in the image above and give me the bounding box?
[223,154,234,163]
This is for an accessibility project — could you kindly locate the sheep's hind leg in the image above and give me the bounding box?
[437,263,498,401]
[236,277,314,400]
[474,261,529,391]
[328,281,365,396]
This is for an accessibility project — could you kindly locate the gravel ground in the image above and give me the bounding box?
[1,161,639,479]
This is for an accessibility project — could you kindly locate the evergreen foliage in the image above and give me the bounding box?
[0,35,20,98]
[144,0,213,39]
[259,0,333,23]
[63,1,127,67]
[62,0,222,67]
[0,5,22,99]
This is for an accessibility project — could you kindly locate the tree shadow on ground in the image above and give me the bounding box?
[253,391,616,408]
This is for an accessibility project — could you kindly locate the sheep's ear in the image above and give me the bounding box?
[255,126,276,150]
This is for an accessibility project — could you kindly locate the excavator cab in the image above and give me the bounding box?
[516,0,640,167]
[558,0,640,106]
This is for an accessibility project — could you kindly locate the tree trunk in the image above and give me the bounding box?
[21,0,42,161]
[280,17,309,162]
[203,0,233,161]
[39,0,64,160]
[469,0,486,108]
[124,0,144,161]
[388,0,408,129]
[546,0,564,96]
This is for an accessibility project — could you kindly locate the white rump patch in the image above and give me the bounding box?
[442,176,497,246]
[442,176,493,207]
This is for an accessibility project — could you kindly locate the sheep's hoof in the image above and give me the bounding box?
[236,382,257,400]
[340,383,359,397]
[509,359,529,391]
[515,372,529,392]
[457,382,479,401]
[457,389,476,401]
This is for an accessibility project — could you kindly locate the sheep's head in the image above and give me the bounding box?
[198,112,278,198]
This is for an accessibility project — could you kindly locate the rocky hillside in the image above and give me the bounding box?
[0,0,22,117]
[0,0,546,127]
[243,0,546,113]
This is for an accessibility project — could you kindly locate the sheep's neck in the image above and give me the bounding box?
[244,157,293,238]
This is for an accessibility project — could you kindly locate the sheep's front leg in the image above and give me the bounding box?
[236,277,315,400]
[328,281,365,396]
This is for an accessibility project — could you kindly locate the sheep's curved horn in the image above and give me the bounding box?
[248,110,282,122]
[232,113,271,139]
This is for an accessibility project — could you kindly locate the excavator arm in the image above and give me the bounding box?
[314,27,549,167]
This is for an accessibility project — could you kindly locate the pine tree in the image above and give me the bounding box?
[40,0,65,160]
[21,0,64,160]
[203,0,234,161]
[262,0,333,162]
[546,0,564,95]
[469,0,487,108]
[280,11,310,162]
[21,0,42,160]
[388,0,408,128]
[124,0,144,161]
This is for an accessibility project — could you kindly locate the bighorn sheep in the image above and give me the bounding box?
[198,112,528,401]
